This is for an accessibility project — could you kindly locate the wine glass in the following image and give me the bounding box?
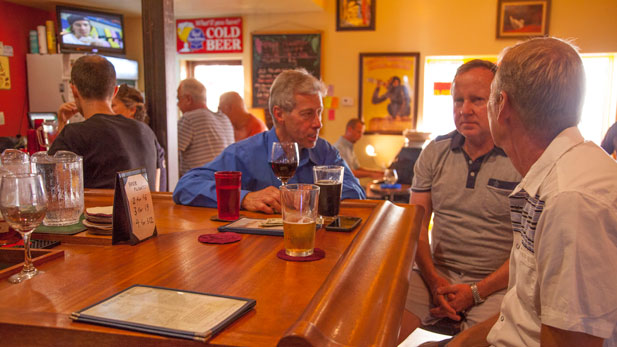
[270,142,299,186]
[383,168,399,185]
[0,173,48,284]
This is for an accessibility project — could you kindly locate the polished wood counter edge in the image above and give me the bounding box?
[0,190,421,346]
[279,201,424,347]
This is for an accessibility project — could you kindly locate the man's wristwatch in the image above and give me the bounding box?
[470,283,485,305]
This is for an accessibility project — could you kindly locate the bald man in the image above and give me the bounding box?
[218,92,267,141]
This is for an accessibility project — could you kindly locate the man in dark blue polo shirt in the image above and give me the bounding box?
[401,60,521,338]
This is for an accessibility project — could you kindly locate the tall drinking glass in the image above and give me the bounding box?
[280,184,320,257]
[1,149,30,175]
[313,165,344,224]
[0,173,48,284]
[270,142,299,186]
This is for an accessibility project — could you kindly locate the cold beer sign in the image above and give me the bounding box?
[177,17,242,54]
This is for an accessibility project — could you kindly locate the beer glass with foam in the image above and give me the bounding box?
[280,184,320,257]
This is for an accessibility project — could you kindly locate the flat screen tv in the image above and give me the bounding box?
[57,5,125,56]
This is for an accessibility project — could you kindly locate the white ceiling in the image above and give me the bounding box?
[6,0,324,18]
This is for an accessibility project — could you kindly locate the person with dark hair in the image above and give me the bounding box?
[371,75,411,119]
[112,84,167,191]
[601,121,617,156]
[49,55,159,191]
[173,69,365,212]
[333,118,383,179]
[62,14,110,47]
[449,37,617,347]
[400,59,521,339]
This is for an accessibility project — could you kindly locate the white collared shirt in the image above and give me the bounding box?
[487,127,617,346]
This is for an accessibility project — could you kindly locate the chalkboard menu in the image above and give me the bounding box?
[252,33,322,108]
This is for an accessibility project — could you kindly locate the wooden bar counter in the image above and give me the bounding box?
[0,189,422,346]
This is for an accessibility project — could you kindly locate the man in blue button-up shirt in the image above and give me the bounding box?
[173,69,365,213]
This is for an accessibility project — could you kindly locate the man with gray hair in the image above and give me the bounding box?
[177,78,234,176]
[173,69,365,212]
[448,37,617,346]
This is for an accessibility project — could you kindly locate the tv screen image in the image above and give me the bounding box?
[57,6,125,55]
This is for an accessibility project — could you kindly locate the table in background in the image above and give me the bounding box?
[0,189,422,346]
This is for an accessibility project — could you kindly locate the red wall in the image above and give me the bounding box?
[0,1,52,137]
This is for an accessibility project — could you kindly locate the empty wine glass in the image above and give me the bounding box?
[270,142,299,186]
[383,168,398,185]
[0,173,48,284]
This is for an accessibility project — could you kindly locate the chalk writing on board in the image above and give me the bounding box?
[252,33,321,108]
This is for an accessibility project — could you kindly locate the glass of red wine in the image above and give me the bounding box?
[270,142,299,186]
[0,173,48,284]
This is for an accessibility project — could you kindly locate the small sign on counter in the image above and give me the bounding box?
[112,168,157,245]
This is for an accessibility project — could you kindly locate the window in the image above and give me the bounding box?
[186,60,244,112]
[422,54,617,145]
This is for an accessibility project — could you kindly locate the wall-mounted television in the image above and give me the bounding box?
[57,5,125,56]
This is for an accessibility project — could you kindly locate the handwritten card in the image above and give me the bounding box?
[113,168,157,245]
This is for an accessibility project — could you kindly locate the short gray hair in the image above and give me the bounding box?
[179,78,207,104]
[454,59,497,80]
[492,37,585,141]
[268,69,325,124]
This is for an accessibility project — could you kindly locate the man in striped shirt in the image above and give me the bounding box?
[177,78,235,177]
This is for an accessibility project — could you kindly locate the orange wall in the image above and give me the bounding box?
[0,0,53,137]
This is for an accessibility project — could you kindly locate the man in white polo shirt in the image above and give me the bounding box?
[449,37,617,347]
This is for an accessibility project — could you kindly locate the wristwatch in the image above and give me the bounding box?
[470,283,485,305]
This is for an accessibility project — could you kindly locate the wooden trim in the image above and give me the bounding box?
[279,201,423,346]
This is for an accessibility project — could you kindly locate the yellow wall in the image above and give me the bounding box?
[144,0,617,170]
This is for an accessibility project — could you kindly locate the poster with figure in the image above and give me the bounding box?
[336,0,375,31]
[359,52,419,134]
[0,56,10,90]
[497,0,550,38]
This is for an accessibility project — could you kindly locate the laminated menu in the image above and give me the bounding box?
[70,284,256,342]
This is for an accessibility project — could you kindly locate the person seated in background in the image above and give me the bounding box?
[177,78,235,177]
[400,60,521,339]
[601,120,617,157]
[449,37,617,347]
[333,119,384,180]
[218,91,268,141]
[49,55,159,191]
[173,69,366,213]
[112,84,167,191]
[61,14,110,47]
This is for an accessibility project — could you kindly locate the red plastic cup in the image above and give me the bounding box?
[214,171,242,221]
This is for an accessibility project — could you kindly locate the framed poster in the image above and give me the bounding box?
[336,0,375,31]
[251,33,322,108]
[359,52,419,135]
[496,0,550,38]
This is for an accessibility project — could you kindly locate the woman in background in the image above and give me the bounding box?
[112,84,167,191]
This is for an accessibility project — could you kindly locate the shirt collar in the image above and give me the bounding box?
[265,128,317,166]
[449,130,507,157]
[513,127,584,197]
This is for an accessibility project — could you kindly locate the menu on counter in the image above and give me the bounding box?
[70,284,256,342]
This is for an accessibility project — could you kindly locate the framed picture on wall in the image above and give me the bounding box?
[359,52,419,135]
[336,0,375,31]
[496,0,550,38]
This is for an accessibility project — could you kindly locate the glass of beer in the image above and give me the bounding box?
[280,184,320,257]
[313,165,344,225]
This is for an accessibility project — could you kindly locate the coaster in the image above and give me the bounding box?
[209,215,244,222]
[277,248,325,262]
[198,232,242,244]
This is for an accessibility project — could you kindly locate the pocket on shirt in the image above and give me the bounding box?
[513,246,540,312]
[482,179,517,219]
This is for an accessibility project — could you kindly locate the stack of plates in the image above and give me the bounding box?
[84,206,113,235]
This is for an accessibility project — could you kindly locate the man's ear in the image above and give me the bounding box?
[112,85,119,98]
[272,105,284,124]
[70,83,80,101]
[497,91,510,123]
